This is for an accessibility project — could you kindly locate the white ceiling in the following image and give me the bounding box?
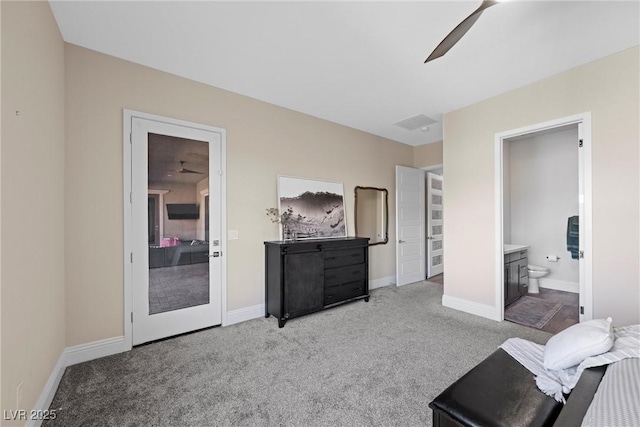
[49,1,639,146]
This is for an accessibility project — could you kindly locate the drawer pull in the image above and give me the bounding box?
[350,253,360,257]
[352,287,361,291]
[327,256,337,261]
[326,275,336,280]
[352,271,361,275]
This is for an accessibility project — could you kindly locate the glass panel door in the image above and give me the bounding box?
[131,115,222,346]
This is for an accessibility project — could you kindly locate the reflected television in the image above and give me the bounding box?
[166,204,199,220]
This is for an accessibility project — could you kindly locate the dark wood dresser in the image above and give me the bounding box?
[264,237,369,327]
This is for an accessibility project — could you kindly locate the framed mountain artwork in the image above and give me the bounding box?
[277,175,347,240]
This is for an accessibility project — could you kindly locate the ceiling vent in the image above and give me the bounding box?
[393,114,437,131]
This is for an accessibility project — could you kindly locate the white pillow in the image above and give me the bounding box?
[543,317,614,371]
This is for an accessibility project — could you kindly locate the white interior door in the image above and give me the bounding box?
[395,165,425,286]
[427,172,444,278]
[131,116,223,345]
[577,121,589,322]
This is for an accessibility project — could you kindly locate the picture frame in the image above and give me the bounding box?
[277,175,347,240]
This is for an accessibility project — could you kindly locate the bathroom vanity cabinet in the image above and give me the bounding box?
[504,249,528,306]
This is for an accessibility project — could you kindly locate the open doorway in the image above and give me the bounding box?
[496,113,592,333]
[503,126,579,333]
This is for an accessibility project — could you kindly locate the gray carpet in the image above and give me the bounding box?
[46,281,551,427]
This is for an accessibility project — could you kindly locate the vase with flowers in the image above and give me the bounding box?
[266,206,305,240]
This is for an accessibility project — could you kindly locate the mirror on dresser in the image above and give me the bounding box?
[354,186,389,246]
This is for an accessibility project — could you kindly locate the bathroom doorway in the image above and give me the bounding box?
[496,113,592,332]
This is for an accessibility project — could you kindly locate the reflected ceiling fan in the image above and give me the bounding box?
[424,0,501,63]
[167,160,203,175]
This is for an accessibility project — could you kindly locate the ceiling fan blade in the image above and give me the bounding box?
[425,0,498,63]
[180,168,203,174]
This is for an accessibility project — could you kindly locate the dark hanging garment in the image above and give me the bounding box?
[567,216,579,259]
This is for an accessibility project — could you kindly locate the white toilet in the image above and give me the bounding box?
[527,265,549,294]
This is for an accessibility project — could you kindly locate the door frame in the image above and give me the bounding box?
[494,112,592,323]
[421,165,444,280]
[123,109,228,349]
[426,172,444,278]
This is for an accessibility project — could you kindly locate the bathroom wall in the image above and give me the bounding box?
[509,126,579,287]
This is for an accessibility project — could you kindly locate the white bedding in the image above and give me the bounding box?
[500,324,640,403]
[581,357,640,427]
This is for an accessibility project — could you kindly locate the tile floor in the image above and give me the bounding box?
[148,263,209,314]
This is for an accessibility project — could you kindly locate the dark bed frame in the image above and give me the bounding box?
[429,348,607,427]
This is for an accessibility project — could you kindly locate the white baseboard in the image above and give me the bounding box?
[226,304,265,326]
[27,336,127,426]
[539,278,579,294]
[442,294,501,321]
[26,353,66,427]
[64,336,128,367]
[369,275,395,290]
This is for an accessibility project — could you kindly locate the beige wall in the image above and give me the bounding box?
[444,46,640,326]
[0,0,4,412]
[65,44,413,346]
[413,141,443,168]
[1,1,66,420]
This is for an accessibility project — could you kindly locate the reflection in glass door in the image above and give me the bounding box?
[147,133,210,315]
[148,194,160,245]
[205,195,209,242]
[130,113,223,346]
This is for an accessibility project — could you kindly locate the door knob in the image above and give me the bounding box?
[398,240,405,243]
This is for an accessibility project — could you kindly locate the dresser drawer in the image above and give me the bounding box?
[324,247,365,269]
[324,280,366,306]
[325,264,366,288]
